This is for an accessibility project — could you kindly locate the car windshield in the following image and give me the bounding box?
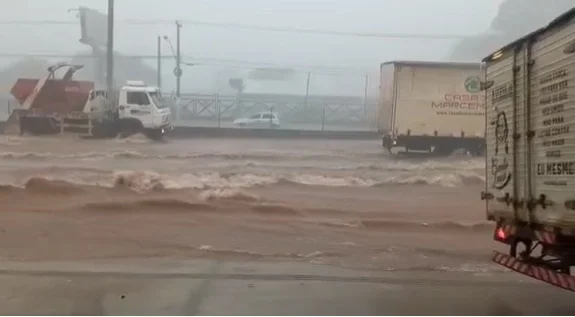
[148,91,168,109]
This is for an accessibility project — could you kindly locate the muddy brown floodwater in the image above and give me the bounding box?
[0,134,496,273]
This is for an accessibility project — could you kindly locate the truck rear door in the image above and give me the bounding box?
[485,46,529,223]
[528,20,575,227]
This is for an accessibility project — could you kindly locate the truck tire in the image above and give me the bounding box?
[143,128,164,141]
[433,145,453,156]
[116,119,143,138]
[91,120,118,139]
[472,144,485,157]
[20,117,59,135]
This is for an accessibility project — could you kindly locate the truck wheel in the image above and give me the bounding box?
[474,145,485,157]
[91,121,117,139]
[433,145,453,156]
[143,128,164,141]
[19,117,25,136]
[116,119,143,138]
[510,239,532,259]
[472,149,485,157]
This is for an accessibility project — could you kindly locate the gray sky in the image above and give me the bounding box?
[0,0,503,95]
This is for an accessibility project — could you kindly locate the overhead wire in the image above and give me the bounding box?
[0,19,469,39]
[0,17,461,75]
[0,53,374,75]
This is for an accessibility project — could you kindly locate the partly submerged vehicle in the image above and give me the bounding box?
[233,111,280,128]
[5,62,173,140]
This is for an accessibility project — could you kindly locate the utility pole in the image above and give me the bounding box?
[304,72,311,107]
[175,20,183,97]
[106,0,114,97]
[157,36,162,89]
[363,74,369,116]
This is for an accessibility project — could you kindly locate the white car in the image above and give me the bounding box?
[233,112,280,128]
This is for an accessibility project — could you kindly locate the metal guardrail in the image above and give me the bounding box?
[173,93,377,131]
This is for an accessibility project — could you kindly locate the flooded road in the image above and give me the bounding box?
[0,134,568,314]
[0,134,493,272]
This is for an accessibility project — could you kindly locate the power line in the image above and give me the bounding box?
[185,58,373,73]
[0,53,166,59]
[0,19,468,39]
[181,62,371,76]
[0,53,373,75]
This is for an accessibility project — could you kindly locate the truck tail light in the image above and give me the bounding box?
[496,228,507,240]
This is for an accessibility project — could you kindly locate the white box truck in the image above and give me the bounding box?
[377,61,485,155]
[481,7,575,291]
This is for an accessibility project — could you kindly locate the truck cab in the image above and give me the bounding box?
[82,81,172,140]
[117,80,172,134]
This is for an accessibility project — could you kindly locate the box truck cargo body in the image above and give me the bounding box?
[481,7,575,291]
[378,61,485,155]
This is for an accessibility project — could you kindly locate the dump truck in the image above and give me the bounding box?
[377,61,485,155]
[481,7,575,291]
[5,62,172,140]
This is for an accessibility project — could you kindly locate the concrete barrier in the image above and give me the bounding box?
[0,121,379,140]
[168,126,378,140]
[168,127,379,140]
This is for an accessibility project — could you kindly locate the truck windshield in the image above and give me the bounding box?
[148,91,168,109]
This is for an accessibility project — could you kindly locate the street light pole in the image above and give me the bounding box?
[106,0,114,96]
[363,74,369,117]
[175,20,182,97]
[304,72,311,107]
[157,35,162,89]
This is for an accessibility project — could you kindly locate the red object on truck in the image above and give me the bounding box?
[10,78,94,114]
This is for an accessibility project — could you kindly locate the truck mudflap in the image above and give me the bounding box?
[492,221,575,291]
[492,251,575,291]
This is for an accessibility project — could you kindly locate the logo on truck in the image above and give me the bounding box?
[490,110,512,190]
[464,76,481,93]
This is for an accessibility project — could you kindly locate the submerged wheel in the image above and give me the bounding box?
[143,128,165,141]
[91,120,118,139]
[510,239,532,259]
[433,145,454,156]
[468,144,485,157]
[19,117,60,135]
[116,119,143,138]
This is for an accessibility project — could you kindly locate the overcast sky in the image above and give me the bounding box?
[0,0,503,94]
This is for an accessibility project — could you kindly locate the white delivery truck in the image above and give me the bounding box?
[378,61,485,155]
[481,7,575,291]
